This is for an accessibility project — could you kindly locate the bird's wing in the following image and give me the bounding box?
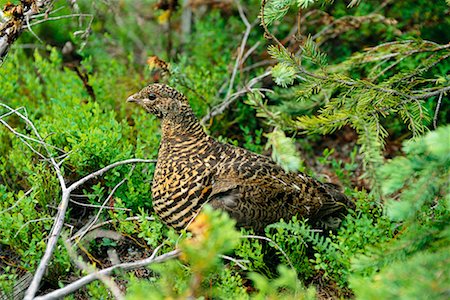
[207,150,353,230]
[207,158,324,230]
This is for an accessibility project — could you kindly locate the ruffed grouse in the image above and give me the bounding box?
[127,84,351,231]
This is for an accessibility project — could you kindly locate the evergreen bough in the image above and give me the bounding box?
[256,0,450,194]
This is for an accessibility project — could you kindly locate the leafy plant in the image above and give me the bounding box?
[0,0,448,298]
[350,126,450,299]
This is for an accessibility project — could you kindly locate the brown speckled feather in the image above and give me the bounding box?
[127,84,352,231]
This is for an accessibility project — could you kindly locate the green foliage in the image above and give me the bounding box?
[0,44,158,292]
[381,125,449,221]
[249,265,316,300]
[263,0,293,25]
[0,0,448,298]
[256,0,449,190]
[317,147,359,185]
[267,198,394,287]
[350,127,449,299]
[351,247,450,300]
[263,0,318,25]
[235,230,267,272]
[179,206,240,275]
[266,129,304,172]
[302,36,328,68]
[271,62,297,87]
[127,206,312,300]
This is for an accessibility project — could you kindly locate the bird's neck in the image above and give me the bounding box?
[160,110,208,144]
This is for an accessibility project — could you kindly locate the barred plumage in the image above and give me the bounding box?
[127,84,352,231]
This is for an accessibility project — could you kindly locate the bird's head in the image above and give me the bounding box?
[127,84,190,118]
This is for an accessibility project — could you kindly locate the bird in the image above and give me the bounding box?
[127,83,352,232]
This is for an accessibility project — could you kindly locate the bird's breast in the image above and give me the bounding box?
[151,140,217,230]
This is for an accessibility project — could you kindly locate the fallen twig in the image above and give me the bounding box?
[64,237,124,300]
[433,92,444,129]
[241,234,294,270]
[13,217,54,239]
[0,103,156,299]
[0,0,54,62]
[201,71,272,124]
[68,216,155,242]
[0,188,33,214]
[225,0,253,100]
[24,157,156,300]
[200,1,267,124]
[69,198,132,212]
[75,165,136,241]
[33,246,180,300]
[25,13,93,27]
[220,255,249,270]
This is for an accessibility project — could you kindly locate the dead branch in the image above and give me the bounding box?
[201,70,271,124]
[0,103,156,299]
[13,217,54,239]
[33,246,180,300]
[241,234,294,270]
[74,165,136,242]
[226,0,252,100]
[68,216,155,242]
[25,13,93,27]
[200,1,267,124]
[23,156,156,299]
[0,0,54,62]
[69,198,132,212]
[433,92,444,129]
[220,255,249,270]
[0,188,33,214]
[64,238,124,300]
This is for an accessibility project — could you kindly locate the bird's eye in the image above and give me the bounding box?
[148,93,157,100]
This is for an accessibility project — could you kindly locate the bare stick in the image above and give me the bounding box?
[33,247,180,300]
[0,103,66,187]
[68,159,156,193]
[241,234,294,270]
[201,71,271,123]
[200,1,257,124]
[26,13,93,27]
[23,158,154,300]
[433,92,444,129]
[3,105,154,299]
[24,185,68,300]
[0,189,33,214]
[0,117,64,154]
[0,0,54,61]
[69,199,132,212]
[75,166,136,241]
[25,15,44,44]
[260,0,286,51]
[13,217,54,239]
[0,106,26,120]
[226,0,252,100]
[64,238,124,300]
[220,255,249,270]
[0,119,48,159]
[68,216,155,242]
[241,41,261,64]
[2,105,155,300]
[29,6,65,19]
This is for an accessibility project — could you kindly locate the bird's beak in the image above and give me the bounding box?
[127,93,139,103]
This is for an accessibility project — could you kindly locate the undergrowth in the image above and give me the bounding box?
[0,0,449,299]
